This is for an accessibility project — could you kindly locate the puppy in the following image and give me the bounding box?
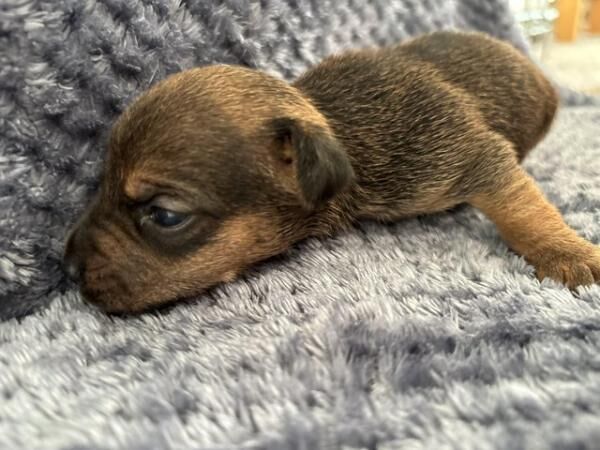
[64,31,600,313]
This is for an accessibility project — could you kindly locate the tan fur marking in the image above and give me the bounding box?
[123,176,151,200]
[175,213,289,284]
[471,167,600,288]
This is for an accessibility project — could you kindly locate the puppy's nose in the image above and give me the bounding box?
[63,229,84,282]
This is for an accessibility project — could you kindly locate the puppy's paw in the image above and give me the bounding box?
[533,244,600,289]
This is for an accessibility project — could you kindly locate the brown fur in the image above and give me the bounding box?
[64,31,599,314]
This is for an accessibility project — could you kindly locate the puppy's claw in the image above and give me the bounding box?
[533,245,600,289]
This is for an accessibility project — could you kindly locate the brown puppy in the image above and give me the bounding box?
[64,31,600,313]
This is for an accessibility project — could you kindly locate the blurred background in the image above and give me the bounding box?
[510,0,600,94]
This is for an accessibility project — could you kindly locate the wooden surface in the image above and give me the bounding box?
[555,0,582,41]
[590,0,600,33]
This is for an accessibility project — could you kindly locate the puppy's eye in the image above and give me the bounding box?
[149,206,189,228]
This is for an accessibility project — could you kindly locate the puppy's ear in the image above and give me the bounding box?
[271,117,354,210]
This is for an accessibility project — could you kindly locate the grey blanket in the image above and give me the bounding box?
[2,1,600,448]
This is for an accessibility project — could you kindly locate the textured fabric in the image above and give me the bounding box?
[1,106,600,448]
[2,1,600,448]
[2,0,598,319]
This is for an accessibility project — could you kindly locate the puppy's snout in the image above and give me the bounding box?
[63,227,85,282]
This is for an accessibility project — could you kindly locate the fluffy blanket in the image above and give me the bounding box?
[1,0,600,448]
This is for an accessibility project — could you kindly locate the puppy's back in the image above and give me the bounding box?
[295,31,558,159]
[399,31,558,157]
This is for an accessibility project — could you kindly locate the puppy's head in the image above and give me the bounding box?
[63,65,354,313]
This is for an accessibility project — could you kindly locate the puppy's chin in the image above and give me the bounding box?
[79,271,239,315]
[79,287,186,316]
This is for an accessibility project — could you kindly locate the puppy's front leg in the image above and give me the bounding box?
[470,165,600,288]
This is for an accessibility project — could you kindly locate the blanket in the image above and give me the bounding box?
[2,106,600,449]
[1,0,600,448]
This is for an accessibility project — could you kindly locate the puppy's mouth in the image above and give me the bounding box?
[79,285,126,314]
[77,270,144,314]
[78,266,216,315]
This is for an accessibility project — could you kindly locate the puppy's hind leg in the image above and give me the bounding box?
[467,142,600,289]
